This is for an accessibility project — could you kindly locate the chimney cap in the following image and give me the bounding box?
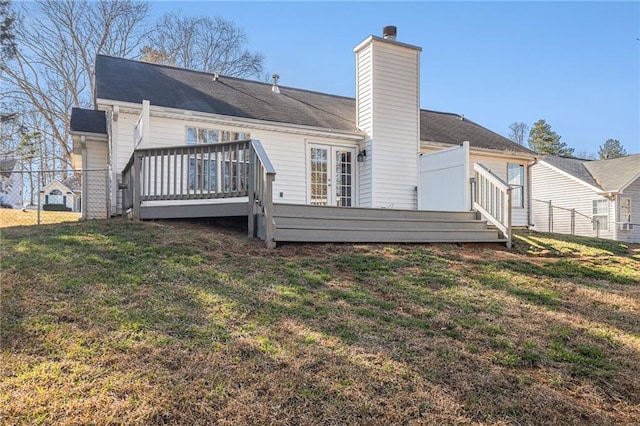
[383,25,397,40]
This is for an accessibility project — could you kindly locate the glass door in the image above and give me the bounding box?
[309,145,355,206]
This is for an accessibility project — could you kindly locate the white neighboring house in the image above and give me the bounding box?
[70,26,535,246]
[40,176,82,212]
[531,155,640,243]
[0,158,23,209]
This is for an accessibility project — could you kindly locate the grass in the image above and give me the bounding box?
[1,220,639,425]
[0,208,81,228]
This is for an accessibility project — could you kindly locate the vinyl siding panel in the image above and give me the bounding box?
[420,146,530,227]
[84,140,109,219]
[369,40,420,209]
[617,177,640,243]
[356,44,373,207]
[108,108,358,207]
[531,162,614,239]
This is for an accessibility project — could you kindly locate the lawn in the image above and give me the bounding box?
[1,219,639,425]
[0,208,81,228]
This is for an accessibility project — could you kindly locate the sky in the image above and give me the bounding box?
[151,1,640,156]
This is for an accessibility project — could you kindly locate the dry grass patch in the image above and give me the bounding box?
[0,209,81,228]
[1,220,639,424]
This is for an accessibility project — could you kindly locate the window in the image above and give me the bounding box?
[186,127,251,192]
[507,163,524,208]
[592,199,609,231]
[620,198,631,229]
[186,127,218,145]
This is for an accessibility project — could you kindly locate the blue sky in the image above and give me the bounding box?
[152,1,640,156]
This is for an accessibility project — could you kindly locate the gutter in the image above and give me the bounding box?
[96,99,365,142]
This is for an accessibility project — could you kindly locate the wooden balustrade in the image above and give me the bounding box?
[473,163,512,248]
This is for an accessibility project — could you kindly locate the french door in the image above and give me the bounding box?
[308,144,356,207]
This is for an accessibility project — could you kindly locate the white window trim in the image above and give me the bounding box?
[507,163,525,209]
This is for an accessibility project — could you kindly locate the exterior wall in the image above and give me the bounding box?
[616,177,640,243]
[0,161,23,208]
[355,37,420,209]
[104,107,359,212]
[420,145,531,227]
[356,43,373,207]
[83,140,109,219]
[530,162,614,240]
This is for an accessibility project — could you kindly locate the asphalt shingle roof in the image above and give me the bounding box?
[542,154,640,192]
[70,108,107,135]
[95,55,533,154]
[583,154,640,192]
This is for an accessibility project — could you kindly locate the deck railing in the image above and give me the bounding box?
[473,163,512,248]
[121,139,276,247]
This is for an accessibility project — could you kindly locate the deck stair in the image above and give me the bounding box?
[272,204,504,243]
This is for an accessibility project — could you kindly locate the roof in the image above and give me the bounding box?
[583,154,640,192]
[61,175,82,192]
[0,158,18,174]
[540,155,601,188]
[70,108,107,135]
[420,111,534,154]
[95,55,533,154]
[542,154,640,192]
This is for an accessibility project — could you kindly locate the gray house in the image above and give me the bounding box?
[531,154,640,243]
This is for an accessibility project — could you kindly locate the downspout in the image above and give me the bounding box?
[527,157,538,228]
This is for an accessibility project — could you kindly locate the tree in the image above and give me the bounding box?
[3,0,150,172]
[142,13,266,78]
[598,139,627,160]
[0,0,16,64]
[508,122,529,146]
[527,119,574,156]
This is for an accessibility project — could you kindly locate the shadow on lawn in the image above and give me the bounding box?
[1,221,638,424]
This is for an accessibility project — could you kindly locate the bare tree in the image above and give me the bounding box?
[142,13,266,79]
[2,0,150,172]
[508,122,529,146]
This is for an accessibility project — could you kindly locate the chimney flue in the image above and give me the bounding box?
[383,25,397,41]
[271,74,280,94]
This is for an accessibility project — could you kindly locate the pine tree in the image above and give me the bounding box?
[527,119,574,156]
[598,139,626,159]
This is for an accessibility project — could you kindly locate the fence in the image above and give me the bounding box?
[0,168,109,228]
[532,199,600,238]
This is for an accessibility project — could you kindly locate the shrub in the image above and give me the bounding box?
[43,204,72,212]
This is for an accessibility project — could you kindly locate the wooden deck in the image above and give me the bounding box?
[121,139,510,248]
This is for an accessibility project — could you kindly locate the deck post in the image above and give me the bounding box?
[132,151,142,219]
[264,172,275,249]
[247,147,256,238]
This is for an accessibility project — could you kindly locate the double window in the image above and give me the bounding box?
[592,199,609,231]
[507,163,524,208]
[186,126,251,192]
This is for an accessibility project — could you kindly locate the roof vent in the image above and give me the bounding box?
[212,73,219,82]
[383,26,397,41]
[272,74,280,94]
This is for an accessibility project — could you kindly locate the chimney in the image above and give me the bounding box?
[383,25,397,41]
[271,74,280,94]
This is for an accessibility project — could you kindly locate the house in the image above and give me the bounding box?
[70,26,535,247]
[39,175,82,212]
[531,154,640,243]
[0,158,23,209]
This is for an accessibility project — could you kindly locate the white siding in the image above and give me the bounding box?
[530,162,614,240]
[420,146,530,227]
[106,107,358,209]
[355,37,420,210]
[617,178,640,243]
[84,140,109,219]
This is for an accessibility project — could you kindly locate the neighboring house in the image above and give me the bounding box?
[0,158,23,208]
[531,154,640,243]
[70,26,534,246]
[39,176,82,212]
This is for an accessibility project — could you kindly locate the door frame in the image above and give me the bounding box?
[305,141,358,207]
